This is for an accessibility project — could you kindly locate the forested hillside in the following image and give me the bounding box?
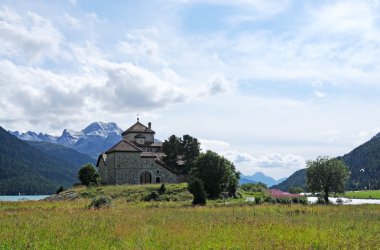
[27,141,96,167]
[0,127,86,195]
[272,133,380,191]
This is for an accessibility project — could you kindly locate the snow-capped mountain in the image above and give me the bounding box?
[10,122,123,158]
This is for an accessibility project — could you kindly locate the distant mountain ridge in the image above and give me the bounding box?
[0,127,91,195]
[272,132,380,191]
[10,122,123,158]
[240,172,287,187]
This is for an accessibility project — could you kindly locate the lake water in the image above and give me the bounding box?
[307,197,380,205]
[0,195,50,202]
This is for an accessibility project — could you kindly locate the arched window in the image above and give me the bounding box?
[156,177,160,184]
[140,171,152,184]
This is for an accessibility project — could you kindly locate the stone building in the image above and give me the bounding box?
[97,119,184,185]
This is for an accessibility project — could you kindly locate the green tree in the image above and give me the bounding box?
[306,156,350,203]
[288,186,304,194]
[188,178,207,205]
[191,150,240,199]
[78,163,99,186]
[162,135,181,169]
[180,135,201,174]
[162,134,201,174]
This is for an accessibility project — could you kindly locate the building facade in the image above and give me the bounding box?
[97,119,184,185]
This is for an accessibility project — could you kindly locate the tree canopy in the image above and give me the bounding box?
[306,156,350,203]
[78,163,99,186]
[162,134,200,174]
[191,150,240,199]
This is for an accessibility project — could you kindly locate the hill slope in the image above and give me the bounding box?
[26,141,96,167]
[0,127,83,195]
[273,133,380,191]
[271,169,306,191]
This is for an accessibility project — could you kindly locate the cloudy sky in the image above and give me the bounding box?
[1,0,380,178]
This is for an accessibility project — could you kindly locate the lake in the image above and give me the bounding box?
[0,195,50,202]
[307,197,380,205]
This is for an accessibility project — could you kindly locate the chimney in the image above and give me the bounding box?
[148,122,151,129]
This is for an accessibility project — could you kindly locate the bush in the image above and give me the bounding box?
[78,163,99,186]
[89,196,112,209]
[56,186,65,194]
[158,183,166,195]
[255,197,263,204]
[188,178,207,205]
[144,191,160,201]
[240,183,267,192]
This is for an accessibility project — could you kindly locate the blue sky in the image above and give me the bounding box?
[1,0,380,178]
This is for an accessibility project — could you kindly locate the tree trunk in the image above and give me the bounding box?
[324,190,329,204]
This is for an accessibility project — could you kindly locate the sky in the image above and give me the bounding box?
[1,0,380,179]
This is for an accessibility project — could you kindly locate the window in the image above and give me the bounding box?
[156,170,159,174]
[156,177,160,184]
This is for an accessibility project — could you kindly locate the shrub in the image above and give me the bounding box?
[144,191,160,201]
[255,197,263,204]
[158,183,166,195]
[240,183,267,192]
[56,186,65,194]
[188,178,207,205]
[89,196,112,209]
[78,163,99,186]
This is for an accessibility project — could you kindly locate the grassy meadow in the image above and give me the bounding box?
[344,190,380,199]
[0,184,379,249]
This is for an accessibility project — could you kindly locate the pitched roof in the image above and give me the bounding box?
[122,121,155,135]
[105,139,143,154]
[154,159,178,174]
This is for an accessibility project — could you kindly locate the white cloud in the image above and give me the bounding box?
[0,7,62,63]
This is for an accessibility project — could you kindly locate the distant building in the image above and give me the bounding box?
[97,119,184,185]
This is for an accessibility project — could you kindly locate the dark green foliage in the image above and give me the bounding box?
[306,156,350,203]
[240,182,267,192]
[144,191,160,201]
[271,169,306,191]
[191,150,240,199]
[88,196,112,209]
[339,134,380,190]
[188,178,206,205]
[288,186,304,194]
[78,163,99,186]
[255,196,263,204]
[56,186,65,194]
[26,141,96,167]
[0,127,84,195]
[158,183,166,195]
[162,134,200,174]
[162,135,182,170]
[181,135,201,173]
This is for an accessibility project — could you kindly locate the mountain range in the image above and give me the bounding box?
[10,122,123,159]
[0,127,95,195]
[272,132,380,191]
[240,172,287,187]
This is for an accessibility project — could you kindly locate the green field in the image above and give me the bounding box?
[0,184,379,249]
[344,190,380,199]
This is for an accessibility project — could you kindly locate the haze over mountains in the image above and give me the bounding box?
[240,172,287,187]
[10,122,123,159]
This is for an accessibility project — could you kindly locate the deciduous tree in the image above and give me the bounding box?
[306,156,350,203]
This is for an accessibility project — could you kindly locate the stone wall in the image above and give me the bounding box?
[100,151,179,185]
[123,133,154,143]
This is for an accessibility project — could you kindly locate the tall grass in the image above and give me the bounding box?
[0,200,379,249]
